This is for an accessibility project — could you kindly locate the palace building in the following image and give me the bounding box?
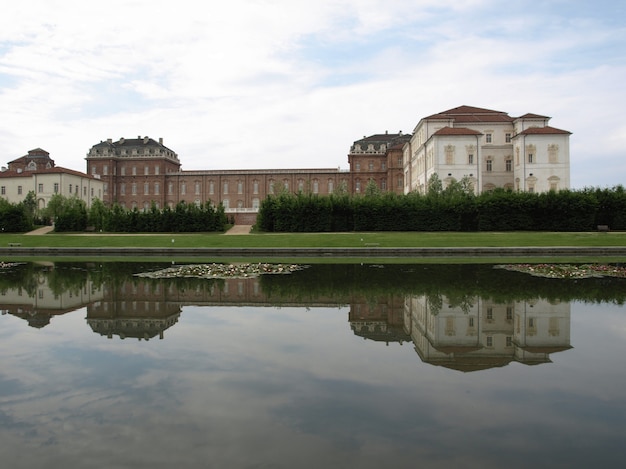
[0,148,103,210]
[85,106,570,221]
[2,105,570,220]
[403,105,571,194]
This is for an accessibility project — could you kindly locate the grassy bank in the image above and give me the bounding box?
[2,231,626,249]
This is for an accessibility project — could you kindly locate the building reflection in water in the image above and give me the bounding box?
[1,265,572,370]
[403,295,571,371]
[0,265,104,328]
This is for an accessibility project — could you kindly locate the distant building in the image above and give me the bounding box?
[86,137,348,224]
[347,131,411,195]
[83,105,571,221]
[403,105,571,194]
[0,148,103,210]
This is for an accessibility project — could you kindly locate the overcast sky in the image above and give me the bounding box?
[1,0,624,188]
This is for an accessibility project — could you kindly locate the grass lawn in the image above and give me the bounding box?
[1,230,625,249]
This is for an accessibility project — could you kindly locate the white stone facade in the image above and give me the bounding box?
[0,148,103,209]
[403,106,571,194]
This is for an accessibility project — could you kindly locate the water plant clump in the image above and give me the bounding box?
[135,263,307,279]
[495,263,626,279]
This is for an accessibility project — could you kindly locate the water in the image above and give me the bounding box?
[1,262,625,468]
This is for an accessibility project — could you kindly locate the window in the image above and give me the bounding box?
[355,162,361,171]
[132,166,137,175]
[506,159,512,172]
[104,183,108,194]
[17,186,22,195]
[103,165,108,176]
[468,154,474,165]
[54,183,59,193]
[144,183,149,195]
[506,307,513,320]
[313,180,319,194]
[0,186,5,195]
[381,162,386,170]
[154,183,160,195]
[252,198,260,209]
[355,180,361,192]
[168,183,173,195]
[486,159,493,172]
[298,179,304,192]
[155,166,160,175]
[181,182,186,195]
[91,165,97,175]
[269,180,275,194]
[486,336,493,347]
[485,133,492,143]
[469,317,474,327]
[505,133,512,143]
[237,181,243,194]
[223,181,229,194]
[209,181,215,195]
[328,180,334,194]
[487,308,493,320]
[397,157,402,167]
[195,182,200,195]
[38,183,43,193]
[528,153,534,163]
[506,336,512,347]
[253,180,259,194]
[121,166,126,176]
[368,161,374,171]
[120,184,126,195]
[144,166,149,176]
[132,183,137,195]
[381,179,387,190]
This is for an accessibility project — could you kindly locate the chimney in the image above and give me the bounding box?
[107,138,112,144]
[120,138,125,144]
[143,136,149,144]
[159,137,163,145]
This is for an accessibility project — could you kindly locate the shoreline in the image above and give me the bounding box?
[2,246,626,258]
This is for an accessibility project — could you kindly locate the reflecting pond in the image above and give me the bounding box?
[1,262,626,468]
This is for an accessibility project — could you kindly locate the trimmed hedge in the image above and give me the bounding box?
[256,186,625,232]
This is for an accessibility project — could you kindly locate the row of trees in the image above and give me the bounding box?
[256,177,626,232]
[0,193,228,233]
[87,199,228,233]
[0,191,37,232]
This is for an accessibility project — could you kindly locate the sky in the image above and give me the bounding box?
[0,0,624,189]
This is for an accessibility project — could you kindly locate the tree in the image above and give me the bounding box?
[22,191,38,225]
[427,173,443,197]
[364,179,381,197]
[88,198,108,231]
